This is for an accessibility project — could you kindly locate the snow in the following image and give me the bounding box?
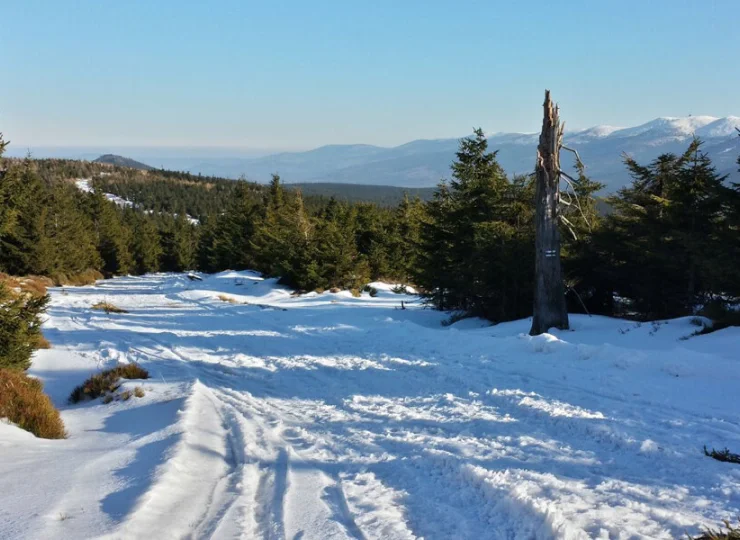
[1,272,739,539]
[696,116,740,138]
[610,116,719,139]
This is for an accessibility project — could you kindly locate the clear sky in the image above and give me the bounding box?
[2,0,738,150]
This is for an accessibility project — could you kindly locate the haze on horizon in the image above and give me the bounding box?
[2,0,738,152]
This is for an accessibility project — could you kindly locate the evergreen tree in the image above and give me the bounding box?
[561,165,607,313]
[594,139,732,318]
[386,194,424,283]
[88,189,133,276]
[0,283,49,371]
[416,130,533,320]
[161,211,196,272]
[199,183,259,272]
[129,212,163,274]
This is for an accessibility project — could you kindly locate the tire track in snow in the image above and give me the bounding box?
[255,448,289,540]
[322,480,367,540]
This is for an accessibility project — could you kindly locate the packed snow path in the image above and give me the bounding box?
[2,272,739,539]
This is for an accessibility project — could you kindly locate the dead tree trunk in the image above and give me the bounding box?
[530,90,569,335]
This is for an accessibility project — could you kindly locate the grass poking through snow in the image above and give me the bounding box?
[69,364,149,403]
[704,446,740,465]
[691,518,740,539]
[91,301,128,314]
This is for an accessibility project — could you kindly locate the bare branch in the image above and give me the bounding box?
[559,215,578,240]
[560,144,585,169]
[558,169,592,232]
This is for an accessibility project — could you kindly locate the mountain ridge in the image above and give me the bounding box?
[194,115,738,191]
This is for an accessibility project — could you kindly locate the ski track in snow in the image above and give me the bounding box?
[1,272,739,539]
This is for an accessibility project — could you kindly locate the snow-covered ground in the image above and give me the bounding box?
[1,272,739,539]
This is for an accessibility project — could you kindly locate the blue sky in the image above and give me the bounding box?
[2,0,738,150]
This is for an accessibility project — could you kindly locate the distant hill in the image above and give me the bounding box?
[94,154,153,170]
[181,116,740,192]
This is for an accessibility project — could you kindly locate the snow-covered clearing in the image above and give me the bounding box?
[1,272,739,539]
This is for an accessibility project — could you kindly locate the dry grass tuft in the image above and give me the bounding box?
[92,301,128,314]
[34,334,52,350]
[704,446,740,465]
[52,269,104,287]
[17,276,53,297]
[133,386,145,398]
[691,518,740,539]
[69,364,149,403]
[0,368,66,439]
[119,390,133,401]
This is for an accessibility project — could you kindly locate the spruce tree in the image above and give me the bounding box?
[416,129,533,320]
[130,213,163,274]
[596,139,731,318]
[88,189,133,276]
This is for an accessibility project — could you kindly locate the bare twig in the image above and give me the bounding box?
[558,169,592,232]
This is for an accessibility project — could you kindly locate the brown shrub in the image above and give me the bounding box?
[92,301,128,314]
[692,518,740,539]
[134,387,145,398]
[119,390,132,401]
[0,368,66,439]
[17,276,53,297]
[52,269,104,287]
[69,364,149,403]
[34,334,51,350]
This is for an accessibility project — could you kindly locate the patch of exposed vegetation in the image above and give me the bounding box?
[704,446,740,465]
[92,301,129,314]
[362,285,379,297]
[68,364,149,403]
[691,518,740,539]
[52,269,104,287]
[0,368,66,439]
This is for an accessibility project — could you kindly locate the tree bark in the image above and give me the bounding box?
[530,90,569,335]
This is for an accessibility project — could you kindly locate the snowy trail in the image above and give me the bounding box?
[1,272,739,539]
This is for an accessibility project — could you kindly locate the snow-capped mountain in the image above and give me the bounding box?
[182,115,738,192]
[11,116,739,192]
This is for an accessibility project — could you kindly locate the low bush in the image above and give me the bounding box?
[0,368,66,439]
[69,364,149,403]
[34,334,52,350]
[704,446,740,465]
[695,300,740,335]
[441,311,472,327]
[362,285,379,297]
[0,274,54,297]
[52,269,104,287]
[692,518,740,539]
[134,386,145,398]
[391,284,411,295]
[91,301,128,314]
